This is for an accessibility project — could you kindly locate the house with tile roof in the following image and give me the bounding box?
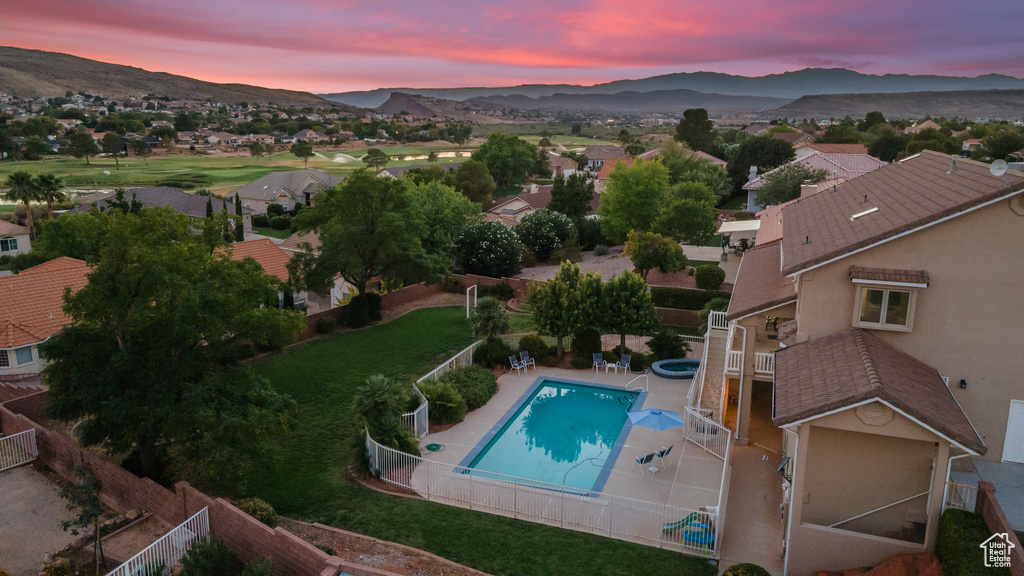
[903,119,942,135]
[772,131,816,147]
[73,187,253,233]
[594,158,633,193]
[484,185,600,227]
[246,234,354,312]
[583,145,627,171]
[0,220,31,257]
[549,155,579,178]
[0,257,90,380]
[793,141,870,160]
[743,152,886,212]
[693,150,1024,574]
[233,169,344,215]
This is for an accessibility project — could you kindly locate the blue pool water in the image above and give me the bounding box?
[462,379,642,491]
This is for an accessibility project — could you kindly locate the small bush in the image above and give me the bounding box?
[266,204,285,217]
[937,509,1010,576]
[233,498,278,528]
[517,334,551,363]
[593,244,609,257]
[694,264,727,290]
[419,380,467,424]
[650,286,731,310]
[240,558,277,576]
[365,292,382,321]
[521,249,538,268]
[723,564,771,576]
[550,235,582,263]
[315,544,337,556]
[441,274,464,293]
[478,282,515,302]
[348,294,371,328]
[733,211,754,221]
[577,217,608,250]
[474,338,515,369]
[648,328,691,360]
[252,215,270,227]
[269,216,290,230]
[180,540,244,576]
[315,316,335,334]
[629,353,650,371]
[234,338,257,360]
[439,365,498,410]
[572,326,602,356]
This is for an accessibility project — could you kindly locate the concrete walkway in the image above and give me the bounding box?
[951,458,1024,532]
[0,466,78,576]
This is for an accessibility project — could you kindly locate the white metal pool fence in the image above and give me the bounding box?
[0,429,37,472]
[942,481,978,512]
[499,332,705,355]
[106,507,209,576]
[403,341,482,439]
[365,432,723,557]
[416,341,482,384]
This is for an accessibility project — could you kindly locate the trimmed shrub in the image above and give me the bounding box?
[550,234,582,263]
[629,352,650,371]
[234,338,257,360]
[474,338,515,369]
[723,564,771,576]
[439,365,498,410]
[694,264,727,290]
[517,334,551,363]
[347,294,371,328]
[365,292,382,321]
[577,217,608,250]
[315,316,335,334]
[269,216,290,230]
[252,215,270,227]
[240,559,277,576]
[180,540,244,576]
[650,286,731,310]
[937,509,1010,576]
[233,498,278,528]
[456,220,523,278]
[478,282,515,302]
[648,328,691,360]
[570,326,603,369]
[593,244,609,257]
[513,209,576,262]
[521,248,538,269]
[266,204,285,217]
[419,380,467,424]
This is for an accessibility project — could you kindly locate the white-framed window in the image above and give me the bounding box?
[855,287,914,331]
[0,237,17,252]
[0,349,9,368]
[14,346,33,366]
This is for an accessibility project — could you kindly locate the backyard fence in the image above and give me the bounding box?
[0,429,37,472]
[401,384,430,439]
[942,481,978,512]
[365,431,722,557]
[416,341,482,384]
[106,507,209,576]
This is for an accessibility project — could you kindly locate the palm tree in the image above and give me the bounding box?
[469,297,510,343]
[33,173,66,219]
[4,171,39,238]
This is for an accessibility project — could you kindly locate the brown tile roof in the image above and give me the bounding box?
[0,257,90,349]
[596,158,634,180]
[279,231,321,254]
[773,131,815,146]
[796,143,870,155]
[225,239,290,283]
[0,220,30,236]
[773,328,985,454]
[848,266,929,286]
[725,242,795,321]
[781,150,1024,275]
[549,156,577,169]
[777,319,798,348]
[584,145,627,161]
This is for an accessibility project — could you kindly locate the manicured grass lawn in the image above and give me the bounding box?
[251,226,292,239]
[0,204,16,213]
[694,234,726,248]
[720,195,747,211]
[247,307,715,576]
[493,185,522,199]
[508,312,534,333]
[689,259,722,268]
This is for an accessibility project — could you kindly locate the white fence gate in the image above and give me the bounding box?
[106,507,209,576]
[0,429,38,472]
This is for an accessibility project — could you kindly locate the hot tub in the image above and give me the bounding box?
[651,358,701,379]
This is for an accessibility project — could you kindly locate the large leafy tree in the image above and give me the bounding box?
[414,181,479,278]
[657,189,719,247]
[623,230,687,281]
[131,138,152,165]
[362,148,389,171]
[43,208,303,486]
[4,171,39,237]
[754,163,830,208]
[290,140,314,168]
[290,169,426,295]
[100,133,125,169]
[526,261,603,358]
[675,108,716,152]
[597,160,670,244]
[602,271,658,353]
[471,133,544,187]
[727,136,795,194]
[68,130,100,164]
[659,140,733,202]
[979,128,1024,161]
[451,159,496,209]
[548,173,595,221]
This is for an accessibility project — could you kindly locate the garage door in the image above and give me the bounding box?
[1003,400,1024,464]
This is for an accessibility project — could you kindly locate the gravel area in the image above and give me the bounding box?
[518,245,740,286]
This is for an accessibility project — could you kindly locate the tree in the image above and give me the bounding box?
[471,133,542,187]
[470,297,510,342]
[979,129,1024,161]
[657,195,718,246]
[33,173,66,219]
[902,128,958,158]
[858,111,887,132]
[444,121,472,144]
[625,138,646,158]
[818,124,863,144]
[597,160,670,244]
[234,194,245,242]
[513,209,576,262]
[352,374,419,455]
[675,108,715,152]
[43,208,303,484]
[754,163,830,208]
[362,148,389,171]
[617,129,632,145]
[59,464,105,575]
[68,130,100,164]
[101,132,125,168]
[561,151,589,171]
[4,171,39,237]
[698,296,731,335]
[248,141,265,159]
[727,136,795,194]
[454,220,523,278]
[289,169,426,295]
[526,261,602,358]
[452,159,496,209]
[290,141,314,168]
[548,173,595,221]
[131,138,152,164]
[659,140,733,202]
[868,126,910,162]
[414,181,479,278]
[602,271,658,353]
[623,230,687,281]
[571,124,582,136]
[427,150,439,163]
[23,135,53,160]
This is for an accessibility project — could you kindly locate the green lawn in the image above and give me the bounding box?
[0,204,16,213]
[720,195,747,211]
[508,312,534,333]
[493,185,522,199]
[247,307,715,576]
[251,226,292,239]
[689,259,722,268]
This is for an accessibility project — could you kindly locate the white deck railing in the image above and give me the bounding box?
[106,507,209,576]
[753,352,775,375]
[724,350,742,374]
[366,432,722,557]
[679,334,705,345]
[943,481,978,512]
[0,429,37,472]
[708,311,729,331]
[682,407,732,462]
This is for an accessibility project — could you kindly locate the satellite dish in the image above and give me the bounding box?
[991,160,1008,177]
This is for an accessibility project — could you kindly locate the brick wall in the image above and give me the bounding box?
[0,382,43,403]
[298,305,350,341]
[379,282,443,309]
[655,307,702,328]
[976,482,1024,576]
[452,274,532,299]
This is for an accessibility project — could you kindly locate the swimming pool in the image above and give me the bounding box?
[460,378,643,491]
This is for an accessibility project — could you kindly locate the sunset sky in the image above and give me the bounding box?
[4,0,1023,93]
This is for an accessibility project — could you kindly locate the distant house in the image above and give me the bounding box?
[0,220,32,257]
[207,132,240,146]
[793,142,870,160]
[271,131,294,144]
[277,231,354,311]
[549,155,578,179]
[177,132,197,144]
[56,118,81,132]
[961,138,982,153]
[0,257,90,381]
[583,145,627,171]
[594,158,634,193]
[151,120,173,128]
[903,119,942,135]
[772,131,816,147]
[743,152,887,211]
[74,187,253,233]
[378,163,461,180]
[743,124,770,136]
[637,148,727,169]
[233,169,344,214]
[485,184,600,227]
[292,129,329,143]
[243,134,275,146]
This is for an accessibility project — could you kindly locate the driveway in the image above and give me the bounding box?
[0,465,78,576]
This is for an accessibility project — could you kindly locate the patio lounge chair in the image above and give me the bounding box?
[519,351,536,371]
[613,354,631,374]
[635,452,655,475]
[593,353,609,373]
[509,355,526,375]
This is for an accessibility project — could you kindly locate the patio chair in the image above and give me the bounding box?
[519,351,536,371]
[635,452,655,476]
[509,355,526,375]
[593,353,609,373]
[613,354,631,374]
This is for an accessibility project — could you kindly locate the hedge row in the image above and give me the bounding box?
[650,286,731,310]
[937,509,1011,576]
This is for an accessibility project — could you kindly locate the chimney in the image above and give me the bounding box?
[530,183,538,194]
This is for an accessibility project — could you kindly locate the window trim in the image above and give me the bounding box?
[14,346,34,366]
[0,237,18,252]
[853,285,917,332]
[0,349,9,368]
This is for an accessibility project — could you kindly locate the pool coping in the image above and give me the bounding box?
[455,375,648,493]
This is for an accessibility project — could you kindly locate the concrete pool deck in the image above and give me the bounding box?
[420,366,725,512]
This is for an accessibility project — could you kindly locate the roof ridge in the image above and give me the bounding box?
[851,329,882,389]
